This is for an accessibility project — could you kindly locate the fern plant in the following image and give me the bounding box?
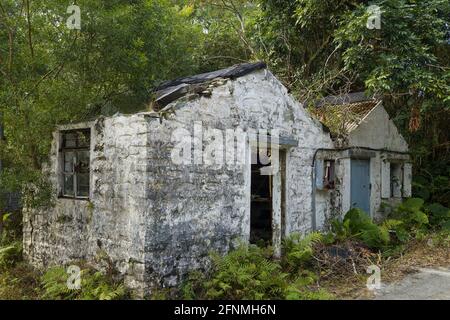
[204,245,289,300]
[282,232,323,273]
[41,267,78,300]
[328,209,390,251]
[285,271,334,300]
[40,266,127,300]
[0,242,23,271]
[425,203,450,230]
[389,198,429,229]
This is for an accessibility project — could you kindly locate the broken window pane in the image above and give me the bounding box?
[60,129,91,199]
[324,160,336,189]
[76,173,89,197]
[76,151,90,173]
[64,152,74,173]
[63,174,75,196]
[63,133,77,148]
[77,131,90,148]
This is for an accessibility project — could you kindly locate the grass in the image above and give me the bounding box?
[0,262,41,300]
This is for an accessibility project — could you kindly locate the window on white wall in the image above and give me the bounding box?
[323,160,336,189]
[390,163,403,198]
[60,129,91,199]
[315,159,336,190]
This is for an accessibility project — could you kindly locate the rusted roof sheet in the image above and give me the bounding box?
[313,94,381,136]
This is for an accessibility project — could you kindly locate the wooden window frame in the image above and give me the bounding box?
[59,129,91,200]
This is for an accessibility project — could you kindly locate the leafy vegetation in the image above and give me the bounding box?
[40,266,127,300]
[329,209,390,250]
[176,197,449,300]
[0,197,448,300]
[0,251,128,300]
[0,241,22,271]
[180,243,333,300]
[282,232,323,272]
[328,198,450,253]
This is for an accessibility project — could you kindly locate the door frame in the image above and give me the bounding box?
[247,135,294,258]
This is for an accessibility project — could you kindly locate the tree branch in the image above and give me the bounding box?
[25,0,34,58]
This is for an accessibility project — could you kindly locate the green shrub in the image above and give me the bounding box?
[41,267,78,300]
[285,269,334,300]
[182,243,334,300]
[0,263,41,300]
[329,209,390,250]
[203,245,288,300]
[329,218,353,242]
[1,210,23,247]
[181,270,206,300]
[0,242,23,270]
[41,266,127,300]
[381,219,409,243]
[390,198,429,232]
[282,232,323,272]
[425,203,450,230]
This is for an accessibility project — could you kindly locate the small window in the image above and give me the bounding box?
[390,163,403,198]
[60,129,91,199]
[323,160,335,189]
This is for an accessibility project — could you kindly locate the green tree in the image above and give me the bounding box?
[257,0,450,205]
[0,0,204,204]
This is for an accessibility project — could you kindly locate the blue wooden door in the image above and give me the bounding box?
[351,159,370,214]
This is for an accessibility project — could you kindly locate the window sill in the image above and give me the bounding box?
[58,196,90,201]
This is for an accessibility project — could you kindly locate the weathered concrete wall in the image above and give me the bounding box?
[140,70,333,289]
[23,70,334,295]
[348,103,409,152]
[23,116,149,295]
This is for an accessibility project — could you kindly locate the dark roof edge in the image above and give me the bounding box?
[155,61,267,91]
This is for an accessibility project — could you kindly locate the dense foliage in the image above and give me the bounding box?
[180,242,333,300]
[40,266,127,300]
[176,198,449,300]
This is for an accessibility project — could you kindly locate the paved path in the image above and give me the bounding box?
[373,267,450,300]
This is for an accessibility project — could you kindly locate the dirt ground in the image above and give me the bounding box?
[319,236,450,300]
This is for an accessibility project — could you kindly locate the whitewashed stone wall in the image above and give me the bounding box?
[23,70,334,295]
[23,116,149,294]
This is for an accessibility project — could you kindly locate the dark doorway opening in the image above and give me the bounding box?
[250,161,273,245]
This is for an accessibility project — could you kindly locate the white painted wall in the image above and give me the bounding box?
[348,103,409,152]
[345,103,410,219]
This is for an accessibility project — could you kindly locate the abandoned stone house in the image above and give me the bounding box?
[22,62,412,295]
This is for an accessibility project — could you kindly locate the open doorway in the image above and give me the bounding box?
[250,162,273,245]
[249,148,286,248]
